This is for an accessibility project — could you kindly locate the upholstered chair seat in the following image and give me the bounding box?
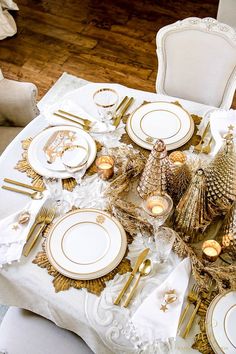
[0,307,94,354]
[156,17,236,109]
[0,69,39,154]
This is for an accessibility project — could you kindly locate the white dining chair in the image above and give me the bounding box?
[156,17,236,109]
[0,69,39,154]
[0,307,94,354]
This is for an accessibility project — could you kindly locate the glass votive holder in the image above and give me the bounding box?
[202,240,221,262]
[142,193,173,228]
[93,88,119,122]
[95,155,115,180]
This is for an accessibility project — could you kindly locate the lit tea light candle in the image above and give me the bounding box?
[202,240,221,262]
[96,155,115,180]
[143,193,173,218]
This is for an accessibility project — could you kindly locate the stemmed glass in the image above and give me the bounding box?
[141,192,173,252]
[93,88,119,122]
[153,226,176,263]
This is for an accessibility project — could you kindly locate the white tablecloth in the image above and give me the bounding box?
[0,73,216,353]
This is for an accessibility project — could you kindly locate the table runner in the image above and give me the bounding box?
[0,72,217,353]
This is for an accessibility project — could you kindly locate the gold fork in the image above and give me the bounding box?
[194,122,210,153]
[53,113,90,131]
[178,284,199,330]
[202,136,213,154]
[23,208,56,257]
[58,110,92,127]
[26,207,48,242]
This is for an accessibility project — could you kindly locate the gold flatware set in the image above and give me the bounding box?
[114,248,150,306]
[53,96,134,131]
[23,206,56,257]
[2,178,44,199]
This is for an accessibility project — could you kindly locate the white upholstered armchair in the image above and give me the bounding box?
[0,69,39,154]
[156,17,236,109]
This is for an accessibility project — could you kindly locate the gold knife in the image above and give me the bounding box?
[113,97,134,127]
[114,248,149,305]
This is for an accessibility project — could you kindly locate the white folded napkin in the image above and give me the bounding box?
[0,195,47,267]
[210,109,236,155]
[43,99,116,134]
[132,258,191,346]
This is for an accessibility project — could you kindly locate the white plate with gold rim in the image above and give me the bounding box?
[28,126,96,179]
[126,102,194,150]
[206,290,236,354]
[46,209,127,280]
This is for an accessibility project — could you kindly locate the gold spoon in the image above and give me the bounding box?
[2,185,44,200]
[124,259,152,307]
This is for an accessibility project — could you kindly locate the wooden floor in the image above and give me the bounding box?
[2,0,234,107]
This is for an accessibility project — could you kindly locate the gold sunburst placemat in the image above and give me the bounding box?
[15,138,102,191]
[120,101,202,158]
[33,216,133,296]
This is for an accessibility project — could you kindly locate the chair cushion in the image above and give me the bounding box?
[0,126,22,155]
[0,307,94,354]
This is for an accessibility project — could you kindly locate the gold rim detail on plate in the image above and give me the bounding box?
[46,208,127,280]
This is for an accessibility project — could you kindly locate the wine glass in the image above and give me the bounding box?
[93,88,119,122]
[153,226,176,263]
[43,177,70,214]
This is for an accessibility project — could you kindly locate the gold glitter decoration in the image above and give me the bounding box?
[205,129,236,212]
[146,137,154,143]
[137,139,172,199]
[174,168,214,243]
[217,200,236,260]
[96,215,105,224]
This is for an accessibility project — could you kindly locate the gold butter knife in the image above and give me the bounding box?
[113,97,134,127]
[114,248,149,305]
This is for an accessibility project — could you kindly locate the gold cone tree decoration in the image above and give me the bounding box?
[205,127,236,212]
[137,139,172,199]
[174,168,214,243]
[168,151,192,204]
[217,200,236,260]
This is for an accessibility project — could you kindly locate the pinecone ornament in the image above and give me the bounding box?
[217,200,236,260]
[137,139,172,199]
[205,128,236,212]
[174,168,214,243]
[168,151,192,204]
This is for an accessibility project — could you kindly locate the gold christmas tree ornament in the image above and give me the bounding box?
[205,127,236,212]
[217,200,236,260]
[174,168,214,243]
[168,151,192,204]
[137,139,172,199]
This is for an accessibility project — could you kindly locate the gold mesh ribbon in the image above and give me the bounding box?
[33,221,133,296]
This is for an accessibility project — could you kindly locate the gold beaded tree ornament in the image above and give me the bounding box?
[205,126,236,212]
[217,200,236,260]
[137,139,172,199]
[174,168,214,243]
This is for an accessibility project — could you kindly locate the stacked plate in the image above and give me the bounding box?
[206,290,236,354]
[126,102,194,150]
[46,209,127,280]
[28,126,97,178]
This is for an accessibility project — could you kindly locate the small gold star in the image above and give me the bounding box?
[160,304,168,312]
[12,224,19,231]
[228,124,234,131]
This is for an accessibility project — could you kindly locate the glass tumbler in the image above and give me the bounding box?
[153,226,176,264]
[93,88,119,122]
